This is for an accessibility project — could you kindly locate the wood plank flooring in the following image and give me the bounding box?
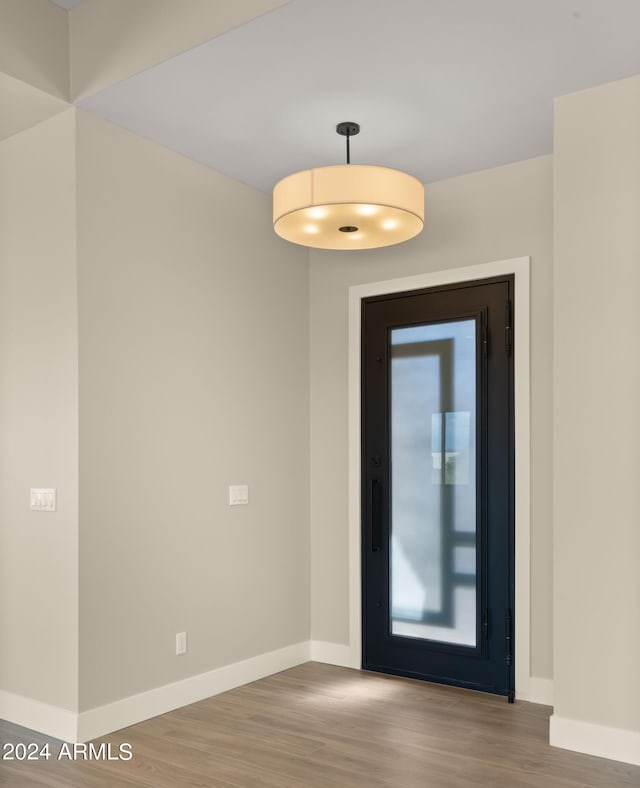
[2,662,639,787]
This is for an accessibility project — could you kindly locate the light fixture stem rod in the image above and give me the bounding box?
[346,132,350,165]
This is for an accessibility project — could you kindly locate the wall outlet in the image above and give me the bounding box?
[176,631,187,655]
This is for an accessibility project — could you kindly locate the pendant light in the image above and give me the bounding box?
[273,122,424,250]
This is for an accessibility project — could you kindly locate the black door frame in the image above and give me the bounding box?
[344,259,531,699]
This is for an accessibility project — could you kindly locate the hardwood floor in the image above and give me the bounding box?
[1,662,639,787]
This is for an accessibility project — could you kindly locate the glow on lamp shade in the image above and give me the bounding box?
[273,164,424,250]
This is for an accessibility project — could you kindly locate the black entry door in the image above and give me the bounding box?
[362,277,514,699]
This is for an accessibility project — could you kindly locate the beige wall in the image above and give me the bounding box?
[0,0,70,144]
[309,156,554,680]
[0,110,79,710]
[0,72,69,143]
[0,0,69,100]
[553,76,640,734]
[70,0,289,100]
[76,111,310,710]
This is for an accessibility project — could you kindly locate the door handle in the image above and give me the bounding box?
[371,479,382,552]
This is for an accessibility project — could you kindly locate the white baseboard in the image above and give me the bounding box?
[0,689,78,742]
[528,676,554,706]
[310,640,355,668]
[77,641,310,742]
[1,642,310,743]
[550,714,640,766]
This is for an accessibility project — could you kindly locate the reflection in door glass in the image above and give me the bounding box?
[390,320,477,646]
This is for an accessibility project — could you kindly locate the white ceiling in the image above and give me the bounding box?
[77,0,640,193]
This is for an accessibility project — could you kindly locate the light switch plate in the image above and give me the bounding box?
[176,631,187,655]
[229,484,249,506]
[30,488,56,511]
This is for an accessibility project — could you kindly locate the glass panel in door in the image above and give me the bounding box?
[390,319,477,646]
